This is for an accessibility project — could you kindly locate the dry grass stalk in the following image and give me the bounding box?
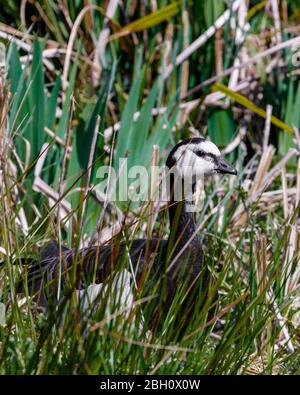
[254,235,269,353]
[270,0,282,44]
[282,223,297,295]
[62,4,100,92]
[255,148,297,198]
[244,352,282,375]
[255,235,268,296]
[281,167,289,220]
[260,187,297,202]
[297,156,300,205]
[57,0,73,30]
[222,126,247,155]
[104,80,250,144]
[0,30,55,72]
[235,0,248,45]
[233,148,298,228]
[56,95,74,300]
[79,116,101,247]
[7,160,29,236]
[215,29,223,77]
[146,145,159,239]
[254,236,294,354]
[266,289,295,353]
[57,96,74,223]
[179,8,189,127]
[44,126,71,150]
[251,145,275,195]
[33,177,72,221]
[217,190,225,233]
[163,22,173,70]
[263,104,272,152]
[94,324,192,353]
[287,128,300,293]
[95,219,132,246]
[164,0,243,79]
[0,31,31,52]
[149,349,174,374]
[150,0,163,45]
[228,0,248,90]
[0,74,29,241]
[234,145,275,226]
[186,35,300,95]
[32,142,74,233]
[184,292,249,341]
[88,126,123,249]
[92,0,119,87]
[0,21,59,49]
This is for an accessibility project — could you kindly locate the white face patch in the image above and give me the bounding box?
[196,140,221,157]
[171,140,220,177]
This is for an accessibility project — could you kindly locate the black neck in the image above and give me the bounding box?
[166,174,202,268]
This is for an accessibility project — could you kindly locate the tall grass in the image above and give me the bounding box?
[0,0,299,374]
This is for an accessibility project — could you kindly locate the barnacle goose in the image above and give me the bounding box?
[18,137,237,329]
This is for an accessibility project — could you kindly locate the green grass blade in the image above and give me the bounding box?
[213,82,294,134]
[29,37,46,160]
[46,76,61,129]
[114,1,181,37]
[114,67,145,166]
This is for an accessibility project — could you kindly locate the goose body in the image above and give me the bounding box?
[22,138,236,325]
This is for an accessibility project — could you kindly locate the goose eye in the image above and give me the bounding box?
[195,150,205,157]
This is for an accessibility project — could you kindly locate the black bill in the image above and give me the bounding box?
[217,156,237,175]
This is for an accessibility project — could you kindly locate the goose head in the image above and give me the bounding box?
[166,137,237,180]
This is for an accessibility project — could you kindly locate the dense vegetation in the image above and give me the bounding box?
[0,0,300,374]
